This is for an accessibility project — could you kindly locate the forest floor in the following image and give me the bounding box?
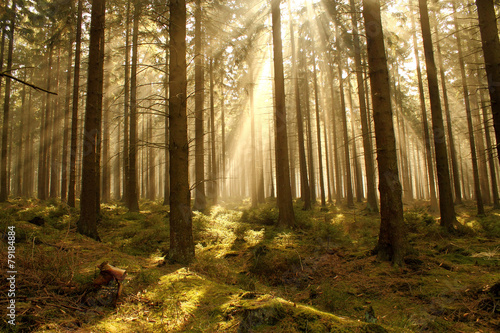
[0,198,499,332]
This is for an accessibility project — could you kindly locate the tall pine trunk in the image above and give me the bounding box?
[168,0,194,263]
[410,7,438,210]
[0,0,14,202]
[452,4,484,215]
[68,0,83,207]
[78,0,106,241]
[363,0,405,265]
[476,0,500,166]
[419,0,456,231]
[271,0,295,227]
[127,0,140,212]
[350,0,378,212]
[193,0,206,211]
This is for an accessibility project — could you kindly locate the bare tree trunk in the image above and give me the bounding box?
[348,80,363,203]
[68,0,83,207]
[168,0,194,264]
[0,0,15,202]
[78,0,105,241]
[61,38,73,202]
[333,6,354,207]
[300,37,316,204]
[419,0,457,231]
[123,0,131,203]
[39,47,53,201]
[452,3,484,215]
[18,73,26,196]
[271,0,295,227]
[163,31,170,205]
[49,52,61,199]
[311,42,326,207]
[209,57,217,204]
[193,0,206,211]
[250,63,258,208]
[433,20,462,204]
[476,0,500,166]
[349,0,378,212]
[101,43,111,203]
[288,0,309,209]
[127,0,140,212]
[363,0,405,266]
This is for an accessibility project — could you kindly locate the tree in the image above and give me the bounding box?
[168,0,195,263]
[193,0,206,212]
[0,0,16,202]
[126,0,140,212]
[363,0,405,265]
[410,5,438,211]
[271,0,295,227]
[349,0,378,212]
[476,0,500,167]
[78,0,106,241]
[289,2,311,210]
[452,3,484,215]
[68,0,83,208]
[419,0,457,231]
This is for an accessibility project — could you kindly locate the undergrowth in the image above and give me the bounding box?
[0,198,498,332]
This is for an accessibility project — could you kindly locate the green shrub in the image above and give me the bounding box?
[477,215,500,237]
[240,204,279,225]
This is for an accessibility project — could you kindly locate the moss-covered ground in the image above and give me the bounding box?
[0,198,499,332]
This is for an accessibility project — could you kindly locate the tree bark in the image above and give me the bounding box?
[452,4,484,215]
[193,0,206,211]
[410,9,438,210]
[271,0,295,227]
[127,0,140,212]
[433,20,462,204]
[68,0,83,207]
[168,0,194,264]
[419,0,456,231]
[350,0,378,212]
[78,0,106,241]
[476,0,500,167]
[363,0,405,265]
[0,0,15,202]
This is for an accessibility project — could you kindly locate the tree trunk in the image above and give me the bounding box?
[476,0,500,166]
[311,42,326,207]
[193,0,206,211]
[17,73,26,196]
[49,52,61,199]
[123,0,131,203]
[78,0,105,241]
[452,4,484,215]
[127,0,140,212]
[410,10,438,210]
[333,7,354,207]
[288,2,310,209]
[209,57,217,204]
[349,0,378,212]
[363,0,405,266]
[300,37,316,204]
[271,0,295,227]
[168,0,194,264]
[0,0,15,202]
[68,0,83,207]
[61,38,73,202]
[419,0,456,231]
[433,21,462,204]
[163,31,170,205]
[101,42,111,203]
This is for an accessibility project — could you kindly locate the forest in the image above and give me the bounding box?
[0,0,500,331]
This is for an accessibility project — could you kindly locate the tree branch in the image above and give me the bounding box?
[0,72,58,95]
